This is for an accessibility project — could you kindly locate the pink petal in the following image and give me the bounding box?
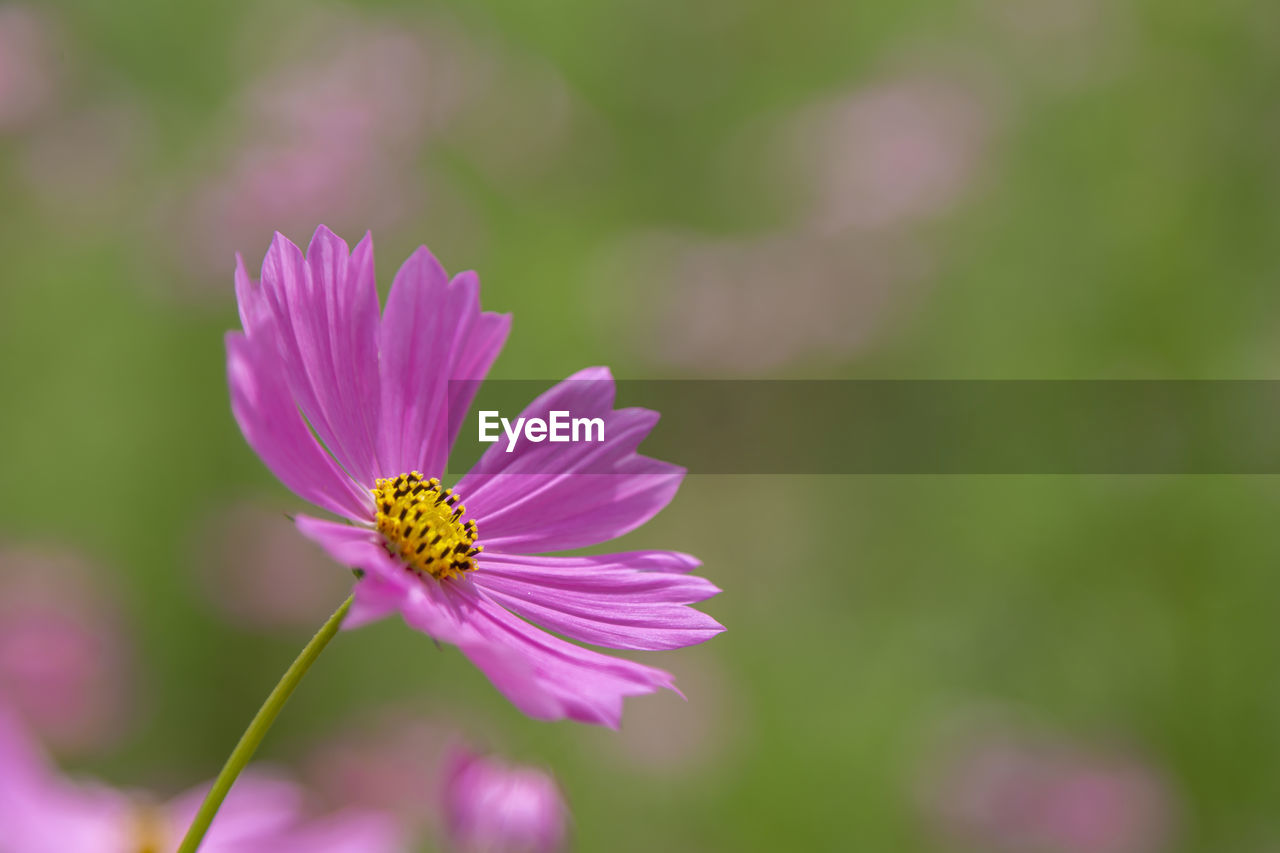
[234,252,268,335]
[303,227,383,485]
[379,250,510,479]
[457,366,617,489]
[227,332,371,521]
[293,515,383,575]
[294,515,485,646]
[395,579,488,649]
[445,279,511,451]
[243,227,383,486]
[479,550,705,573]
[296,520,693,726]
[345,573,406,630]
[251,810,406,853]
[457,368,684,553]
[0,706,51,810]
[0,709,133,851]
[165,772,303,845]
[473,454,683,554]
[459,593,679,728]
[166,771,403,853]
[479,550,708,585]
[474,552,723,650]
[442,748,567,853]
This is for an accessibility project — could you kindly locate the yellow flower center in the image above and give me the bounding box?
[373,471,481,581]
[131,803,168,853]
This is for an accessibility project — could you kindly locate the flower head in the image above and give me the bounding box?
[441,748,567,853]
[0,707,403,853]
[227,225,723,727]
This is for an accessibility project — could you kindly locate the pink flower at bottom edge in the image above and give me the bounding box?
[0,707,404,853]
[227,225,724,728]
[442,747,567,853]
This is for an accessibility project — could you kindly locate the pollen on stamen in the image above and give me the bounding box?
[373,471,481,581]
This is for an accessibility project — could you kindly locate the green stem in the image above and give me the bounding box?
[176,593,353,853]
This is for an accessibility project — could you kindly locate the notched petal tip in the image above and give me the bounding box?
[309,222,341,241]
[617,405,664,435]
[567,365,614,384]
[352,230,375,262]
[234,255,266,334]
[449,268,479,290]
[404,244,449,276]
[269,229,302,254]
[384,245,451,313]
[262,230,306,281]
[306,223,350,256]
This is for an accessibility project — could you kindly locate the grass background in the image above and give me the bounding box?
[2,0,1279,849]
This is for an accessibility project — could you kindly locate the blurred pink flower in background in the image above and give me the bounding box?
[158,6,592,288]
[0,546,134,755]
[304,708,455,837]
[193,503,356,630]
[0,708,404,852]
[441,747,568,853]
[783,73,993,234]
[173,10,473,276]
[591,229,926,373]
[919,723,1178,853]
[0,5,58,132]
[594,66,993,374]
[658,232,922,371]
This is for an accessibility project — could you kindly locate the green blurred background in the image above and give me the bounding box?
[1,0,1279,850]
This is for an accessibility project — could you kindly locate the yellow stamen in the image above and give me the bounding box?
[373,471,481,581]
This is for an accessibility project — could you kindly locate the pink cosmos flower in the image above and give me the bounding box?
[441,748,567,853]
[0,708,403,853]
[227,225,723,727]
